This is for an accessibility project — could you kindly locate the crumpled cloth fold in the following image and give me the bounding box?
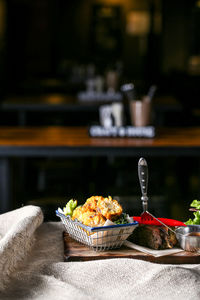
[0,205,43,289]
[0,205,199,300]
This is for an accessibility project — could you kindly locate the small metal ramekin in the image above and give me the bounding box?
[175,225,200,252]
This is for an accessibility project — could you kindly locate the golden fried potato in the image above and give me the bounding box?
[72,205,106,227]
[97,196,122,220]
[81,211,106,227]
[83,196,104,211]
[72,195,122,225]
[72,206,85,222]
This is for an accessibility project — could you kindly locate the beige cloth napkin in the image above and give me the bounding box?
[0,205,43,290]
[0,205,200,300]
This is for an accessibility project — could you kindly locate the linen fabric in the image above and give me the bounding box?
[0,205,199,300]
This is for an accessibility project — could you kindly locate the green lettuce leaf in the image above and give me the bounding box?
[63,199,77,216]
[185,200,200,225]
[190,199,200,210]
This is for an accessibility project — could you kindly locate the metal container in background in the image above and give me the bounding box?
[176,225,200,252]
[130,100,152,127]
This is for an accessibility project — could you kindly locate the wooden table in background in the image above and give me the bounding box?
[0,126,200,213]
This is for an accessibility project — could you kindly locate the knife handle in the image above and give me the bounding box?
[138,157,148,196]
[138,157,148,211]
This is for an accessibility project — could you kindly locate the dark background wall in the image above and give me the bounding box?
[0,0,200,221]
[1,0,199,98]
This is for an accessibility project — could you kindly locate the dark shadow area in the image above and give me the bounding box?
[0,0,200,221]
[11,156,200,223]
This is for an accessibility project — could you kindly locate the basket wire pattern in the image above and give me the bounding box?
[56,210,138,251]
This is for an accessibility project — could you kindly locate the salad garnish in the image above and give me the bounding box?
[185,199,200,225]
[63,199,77,216]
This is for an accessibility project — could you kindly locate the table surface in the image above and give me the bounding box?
[0,126,199,147]
[0,126,199,212]
[63,232,200,264]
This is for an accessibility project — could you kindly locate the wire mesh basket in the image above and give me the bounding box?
[56,210,138,251]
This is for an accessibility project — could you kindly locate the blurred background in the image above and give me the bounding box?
[0,0,200,221]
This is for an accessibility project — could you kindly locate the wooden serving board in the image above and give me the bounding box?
[63,232,200,264]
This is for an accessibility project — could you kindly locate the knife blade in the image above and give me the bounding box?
[132,216,186,227]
